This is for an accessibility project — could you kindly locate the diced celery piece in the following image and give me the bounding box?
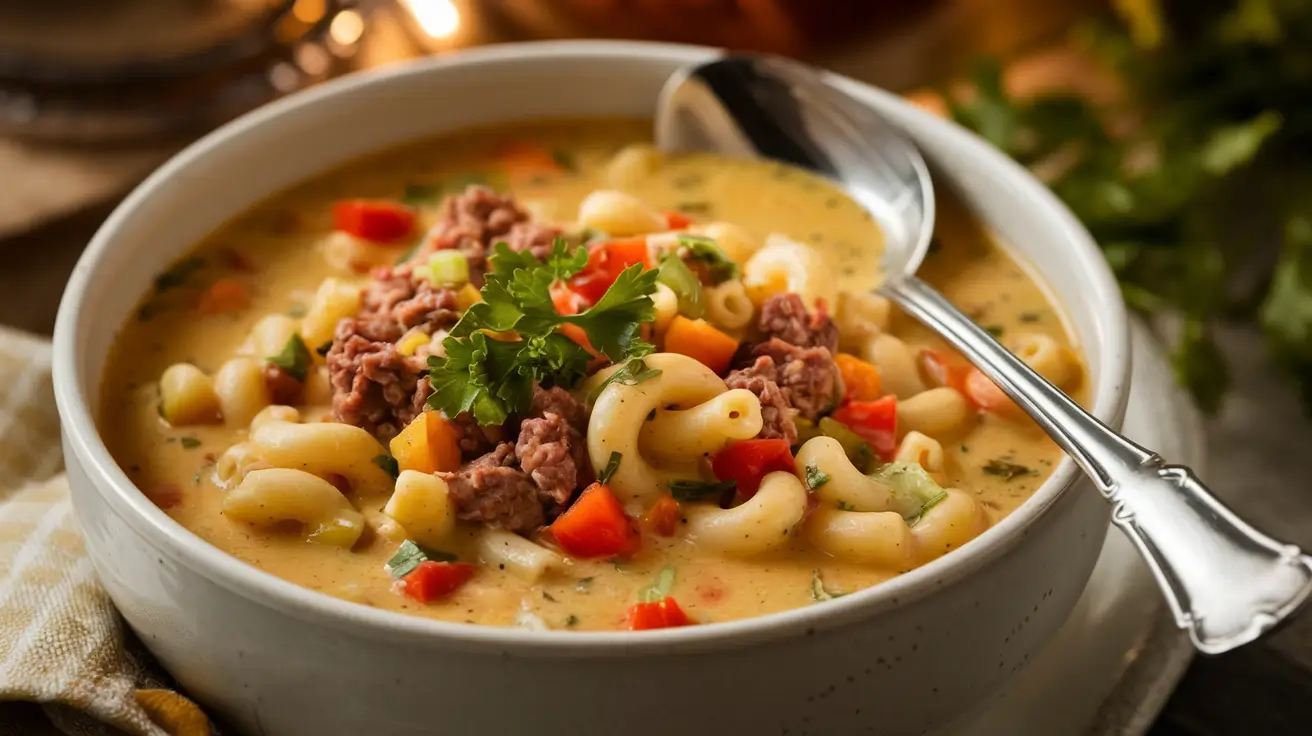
[427,250,470,285]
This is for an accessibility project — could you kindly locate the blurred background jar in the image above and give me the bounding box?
[398,0,1102,91]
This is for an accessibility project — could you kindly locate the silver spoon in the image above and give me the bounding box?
[654,54,1312,655]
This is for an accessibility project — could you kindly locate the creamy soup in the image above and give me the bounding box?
[101,119,1086,631]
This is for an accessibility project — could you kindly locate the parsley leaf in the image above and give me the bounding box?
[981,459,1033,481]
[268,334,312,381]
[428,239,656,424]
[563,264,659,359]
[1261,217,1312,413]
[587,358,662,402]
[385,540,457,579]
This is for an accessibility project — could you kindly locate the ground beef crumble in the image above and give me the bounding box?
[757,292,839,354]
[410,185,561,284]
[725,294,845,441]
[438,444,545,533]
[724,356,799,445]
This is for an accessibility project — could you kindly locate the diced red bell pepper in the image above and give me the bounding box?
[664,211,692,229]
[569,237,651,303]
[625,596,691,630]
[550,483,641,559]
[550,281,586,316]
[711,439,796,500]
[918,349,972,395]
[332,199,416,243]
[831,395,898,461]
[399,561,476,603]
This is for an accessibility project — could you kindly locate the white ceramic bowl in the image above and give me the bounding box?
[53,42,1129,736]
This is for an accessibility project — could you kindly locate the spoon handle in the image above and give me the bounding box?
[880,274,1312,654]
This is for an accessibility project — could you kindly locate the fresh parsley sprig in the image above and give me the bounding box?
[427,239,658,425]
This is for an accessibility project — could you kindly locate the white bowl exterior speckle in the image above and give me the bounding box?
[54,42,1128,736]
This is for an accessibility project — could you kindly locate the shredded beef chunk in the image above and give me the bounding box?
[326,318,427,441]
[419,186,562,284]
[752,338,843,420]
[439,444,544,533]
[724,356,798,445]
[758,293,839,353]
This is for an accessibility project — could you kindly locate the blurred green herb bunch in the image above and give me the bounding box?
[945,0,1312,415]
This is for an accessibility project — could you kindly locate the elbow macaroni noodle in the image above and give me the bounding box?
[684,471,809,557]
[476,529,562,583]
[583,353,762,511]
[300,277,362,347]
[703,279,755,332]
[638,388,762,465]
[861,333,926,399]
[896,387,972,438]
[741,235,834,307]
[805,489,987,568]
[222,468,365,549]
[795,437,895,511]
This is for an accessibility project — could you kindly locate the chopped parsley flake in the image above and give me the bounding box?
[372,453,400,479]
[598,451,622,485]
[804,464,830,490]
[982,459,1034,481]
[268,334,312,381]
[385,540,457,579]
[669,478,736,501]
[810,570,845,602]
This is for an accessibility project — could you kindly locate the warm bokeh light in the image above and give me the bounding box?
[329,9,365,46]
[291,0,327,24]
[399,0,461,39]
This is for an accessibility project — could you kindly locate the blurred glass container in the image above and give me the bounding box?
[0,0,368,142]
[397,0,1103,92]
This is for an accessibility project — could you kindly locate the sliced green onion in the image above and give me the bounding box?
[656,255,705,319]
[426,250,470,285]
[637,565,677,603]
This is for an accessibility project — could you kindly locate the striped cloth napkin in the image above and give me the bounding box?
[0,326,212,736]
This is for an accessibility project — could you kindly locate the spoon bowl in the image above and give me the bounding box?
[656,55,934,279]
[655,53,1312,655]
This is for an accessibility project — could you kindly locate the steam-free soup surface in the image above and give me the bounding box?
[101,119,1086,630]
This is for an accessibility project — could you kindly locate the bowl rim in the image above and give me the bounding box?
[52,40,1130,657]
